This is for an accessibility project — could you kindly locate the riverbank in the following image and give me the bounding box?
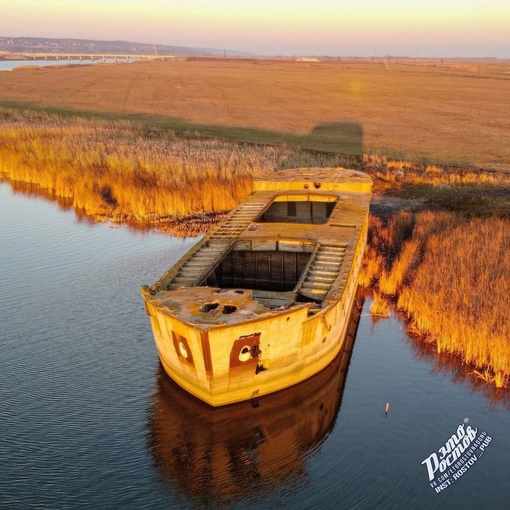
[2,106,508,224]
[360,211,510,388]
[2,105,510,387]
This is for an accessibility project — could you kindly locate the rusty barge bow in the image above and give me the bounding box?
[142,168,372,406]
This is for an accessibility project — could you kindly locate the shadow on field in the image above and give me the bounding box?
[135,114,365,160]
[141,115,365,158]
[1,100,364,156]
[302,121,364,154]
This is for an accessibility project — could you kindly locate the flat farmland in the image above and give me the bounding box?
[0,58,509,169]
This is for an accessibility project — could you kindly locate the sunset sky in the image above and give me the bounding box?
[2,0,509,57]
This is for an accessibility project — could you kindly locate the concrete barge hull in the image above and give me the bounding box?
[142,168,371,406]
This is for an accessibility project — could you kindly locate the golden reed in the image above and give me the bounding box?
[361,211,510,388]
[0,107,361,228]
[0,109,260,223]
[362,154,510,192]
[2,107,507,226]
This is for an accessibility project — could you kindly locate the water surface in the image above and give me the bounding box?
[1,181,509,509]
[0,58,134,71]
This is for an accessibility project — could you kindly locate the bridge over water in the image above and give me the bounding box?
[18,53,177,62]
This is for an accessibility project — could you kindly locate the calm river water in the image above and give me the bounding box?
[1,181,509,509]
[0,59,133,71]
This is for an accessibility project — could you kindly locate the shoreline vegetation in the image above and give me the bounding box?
[360,212,510,389]
[2,105,510,389]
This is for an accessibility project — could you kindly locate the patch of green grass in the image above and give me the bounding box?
[386,184,510,217]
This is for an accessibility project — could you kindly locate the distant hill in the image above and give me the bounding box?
[0,36,250,57]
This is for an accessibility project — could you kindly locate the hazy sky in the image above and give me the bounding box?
[2,0,509,57]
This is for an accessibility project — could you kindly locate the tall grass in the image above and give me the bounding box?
[1,106,508,228]
[0,108,258,222]
[0,107,359,227]
[361,211,510,388]
[362,154,510,192]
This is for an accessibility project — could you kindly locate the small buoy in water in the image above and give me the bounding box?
[385,403,390,415]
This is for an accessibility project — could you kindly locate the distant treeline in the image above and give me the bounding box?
[0,36,227,56]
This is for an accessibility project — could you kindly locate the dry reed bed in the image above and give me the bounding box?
[0,108,267,222]
[360,211,510,388]
[0,107,360,227]
[2,107,508,227]
[363,154,510,191]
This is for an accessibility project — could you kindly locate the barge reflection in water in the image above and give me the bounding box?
[147,294,363,508]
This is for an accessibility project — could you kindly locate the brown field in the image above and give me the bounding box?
[0,58,509,169]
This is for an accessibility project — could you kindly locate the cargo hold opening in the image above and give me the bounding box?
[202,240,315,297]
[256,194,338,224]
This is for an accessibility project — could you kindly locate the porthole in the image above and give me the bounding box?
[178,341,188,359]
[239,346,252,362]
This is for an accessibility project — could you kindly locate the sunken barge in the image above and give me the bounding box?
[142,168,372,406]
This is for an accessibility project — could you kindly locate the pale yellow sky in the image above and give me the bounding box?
[2,0,509,57]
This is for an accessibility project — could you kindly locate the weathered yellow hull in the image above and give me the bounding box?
[142,168,371,406]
